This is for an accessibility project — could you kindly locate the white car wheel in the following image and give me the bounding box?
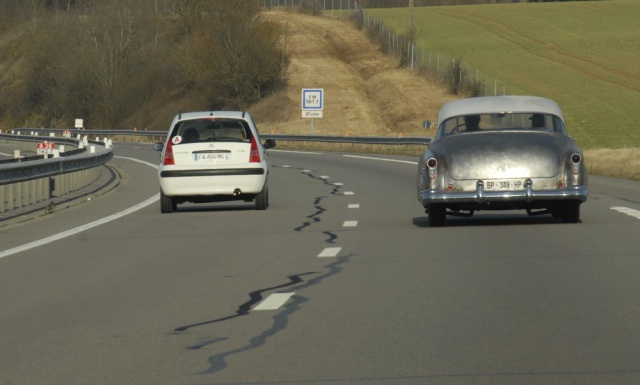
[160,191,175,213]
[255,186,268,210]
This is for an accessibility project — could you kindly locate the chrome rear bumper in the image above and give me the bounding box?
[419,179,588,206]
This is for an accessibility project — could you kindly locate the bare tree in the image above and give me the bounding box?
[185,0,288,109]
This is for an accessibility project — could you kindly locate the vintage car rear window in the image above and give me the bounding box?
[438,113,566,137]
[170,118,252,144]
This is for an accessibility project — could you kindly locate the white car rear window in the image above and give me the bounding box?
[171,119,251,144]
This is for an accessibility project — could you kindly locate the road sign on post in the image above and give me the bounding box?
[302,88,324,134]
[37,142,55,156]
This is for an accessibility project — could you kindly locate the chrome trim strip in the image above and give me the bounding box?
[419,185,588,205]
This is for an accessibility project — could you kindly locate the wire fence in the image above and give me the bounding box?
[260,0,512,98]
[261,0,358,13]
[351,3,512,97]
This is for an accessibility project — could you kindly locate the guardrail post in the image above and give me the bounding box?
[26,179,34,204]
[7,185,14,210]
[49,177,55,199]
[14,183,22,209]
[0,186,5,212]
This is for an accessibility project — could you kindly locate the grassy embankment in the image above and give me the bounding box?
[367,0,640,179]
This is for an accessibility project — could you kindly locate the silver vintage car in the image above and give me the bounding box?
[417,95,588,226]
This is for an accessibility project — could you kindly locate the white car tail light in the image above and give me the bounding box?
[249,136,261,163]
[163,140,175,165]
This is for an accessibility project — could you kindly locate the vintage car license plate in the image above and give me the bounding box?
[194,153,229,161]
[485,179,524,191]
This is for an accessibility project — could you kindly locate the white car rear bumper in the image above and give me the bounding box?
[159,168,266,196]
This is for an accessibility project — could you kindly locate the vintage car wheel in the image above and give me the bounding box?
[560,200,581,223]
[428,204,446,227]
[160,191,176,214]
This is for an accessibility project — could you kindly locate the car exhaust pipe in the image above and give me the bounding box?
[233,188,242,196]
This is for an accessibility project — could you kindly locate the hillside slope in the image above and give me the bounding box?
[0,10,455,137]
[252,10,457,138]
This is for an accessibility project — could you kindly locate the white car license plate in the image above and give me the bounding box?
[485,179,524,191]
[194,153,229,161]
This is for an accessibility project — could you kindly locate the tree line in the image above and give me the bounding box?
[0,0,289,129]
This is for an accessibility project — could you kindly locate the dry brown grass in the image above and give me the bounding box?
[584,149,640,181]
[252,10,457,138]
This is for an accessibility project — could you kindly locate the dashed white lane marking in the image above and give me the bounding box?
[343,154,418,165]
[282,165,292,168]
[343,221,358,227]
[343,191,355,196]
[334,182,344,186]
[0,157,159,259]
[253,293,295,311]
[302,170,311,173]
[611,206,640,219]
[320,175,330,179]
[318,247,342,258]
[348,204,360,209]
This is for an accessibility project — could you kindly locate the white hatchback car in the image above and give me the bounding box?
[154,111,276,213]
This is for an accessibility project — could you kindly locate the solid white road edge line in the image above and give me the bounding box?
[0,194,159,259]
[343,154,418,165]
[253,293,295,311]
[0,156,159,259]
[270,149,323,155]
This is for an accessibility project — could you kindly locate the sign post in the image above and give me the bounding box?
[301,88,323,134]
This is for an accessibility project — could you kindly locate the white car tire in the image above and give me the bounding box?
[254,186,269,210]
[160,191,176,213]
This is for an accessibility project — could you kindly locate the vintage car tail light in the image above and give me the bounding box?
[163,140,175,165]
[571,153,581,175]
[447,184,454,191]
[571,153,581,164]
[249,136,261,163]
[426,158,437,180]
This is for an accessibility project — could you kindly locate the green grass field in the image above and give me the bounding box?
[367,0,640,150]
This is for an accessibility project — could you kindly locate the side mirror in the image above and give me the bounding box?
[263,139,276,149]
[153,142,164,151]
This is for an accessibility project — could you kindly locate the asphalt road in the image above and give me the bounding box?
[2,142,640,385]
[0,141,22,160]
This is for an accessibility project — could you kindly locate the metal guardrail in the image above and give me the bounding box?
[0,132,114,215]
[264,133,431,145]
[0,133,113,185]
[9,128,432,146]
